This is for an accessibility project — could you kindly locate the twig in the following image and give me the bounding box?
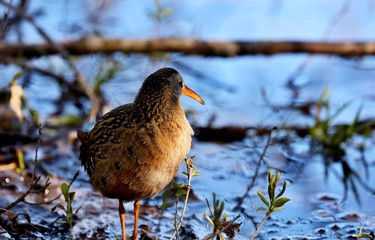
[31,124,42,181]
[0,54,87,98]
[173,195,180,240]
[0,0,100,119]
[0,207,16,215]
[233,129,274,211]
[23,170,80,205]
[286,0,353,86]
[323,0,352,39]
[249,212,271,240]
[1,125,79,210]
[2,176,41,212]
[202,214,241,240]
[0,0,28,40]
[2,124,43,212]
[169,158,195,240]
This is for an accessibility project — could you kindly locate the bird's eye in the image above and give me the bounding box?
[178,78,183,88]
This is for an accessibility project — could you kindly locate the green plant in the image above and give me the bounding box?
[52,183,81,230]
[93,57,122,95]
[250,170,290,240]
[147,0,173,23]
[352,227,373,239]
[169,156,199,240]
[203,193,241,240]
[307,87,375,203]
[159,182,174,211]
[160,157,200,211]
[309,87,374,161]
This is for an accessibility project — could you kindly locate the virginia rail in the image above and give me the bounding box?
[77,67,205,240]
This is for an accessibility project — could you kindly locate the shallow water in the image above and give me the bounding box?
[1,1,375,239]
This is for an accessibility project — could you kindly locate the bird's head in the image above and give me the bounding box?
[136,67,205,106]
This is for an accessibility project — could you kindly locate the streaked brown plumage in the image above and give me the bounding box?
[78,67,204,240]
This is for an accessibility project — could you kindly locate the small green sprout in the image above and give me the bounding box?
[250,170,290,240]
[169,156,199,240]
[204,193,241,240]
[52,183,81,230]
[204,193,225,239]
[93,57,121,95]
[309,86,375,161]
[160,157,200,211]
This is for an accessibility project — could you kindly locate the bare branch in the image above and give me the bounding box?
[0,0,100,119]
[0,55,87,98]
[286,0,353,86]
[1,38,375,58]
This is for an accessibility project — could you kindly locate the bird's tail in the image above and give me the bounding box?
[77,130,93,176]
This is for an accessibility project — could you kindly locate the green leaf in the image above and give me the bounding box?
[317,86,330,109]
[216,201,224,216]
[272,207,284,212]
[165,202,175,209]
[176,189,187,197]
[51,203,65,212]
[218,233,225,240]
[256,207,268,212]
[346,105,362,137]
[204,213,215,227]
[273,197,290,208]
[271,172,279,196]
[172,179,180,187]
[330,101,349,122]
[60,183,69,200]
[359,233,373,238]
[222,213,227,222]
[268,171,274,185]
[275,171,280,185]
[93,58,121,92]
[74,206,82,215]
[268,177,274,201]
[257,191,269,207]
[48,115,83,127]
[69,191,76,201]
[172,180,185,189]
[276,181,287,199]
[57,219,68,225]
[192,171,200,177]
[159,198,174,210]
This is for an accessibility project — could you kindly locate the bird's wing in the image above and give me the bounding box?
[78,103,138,176]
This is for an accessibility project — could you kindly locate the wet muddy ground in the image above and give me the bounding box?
[1,124,374,239]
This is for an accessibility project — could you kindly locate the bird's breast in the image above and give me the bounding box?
[142,112,194,188]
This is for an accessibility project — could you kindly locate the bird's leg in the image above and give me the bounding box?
[119,200,127,240]
[132,200,140,240]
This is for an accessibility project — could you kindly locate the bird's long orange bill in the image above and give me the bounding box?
[183,85,205,105]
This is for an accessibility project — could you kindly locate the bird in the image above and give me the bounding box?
[77,67,205,240]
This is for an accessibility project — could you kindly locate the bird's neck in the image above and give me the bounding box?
[133,93,182,122]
